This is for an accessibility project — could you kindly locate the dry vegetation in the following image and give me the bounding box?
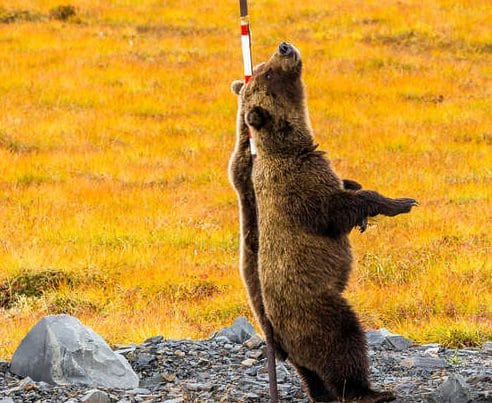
[0,0,490,358]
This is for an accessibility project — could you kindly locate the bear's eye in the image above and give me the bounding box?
[265,69,273,80]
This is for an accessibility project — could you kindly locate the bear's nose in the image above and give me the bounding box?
[279,42,293,56]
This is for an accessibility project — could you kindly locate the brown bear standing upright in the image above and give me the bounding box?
[235,42,417,402]
[229,79,366,362]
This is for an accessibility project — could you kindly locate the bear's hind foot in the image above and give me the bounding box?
[356,389,396,403]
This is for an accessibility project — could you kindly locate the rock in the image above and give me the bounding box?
[0,399,14,403]
[383,334,412,351]
[401,356,447,369]
[423,346,440,357]
[483,341,492,354]
[185,382,214,391]
[80,389,111,403]
[163,372,177,382]
[247,350,264,359]
[9,314,139,389]
[241,358,257,367]
[426,374,471,403]
[174,350,186,358]
[244,334,263,350]
[129,387,151,394]
[135,353,155,366]
[215,317,256,344]
[366,328,412,350]
[0,361,9,372]
[366,329,386,348]
[143,336,163,344]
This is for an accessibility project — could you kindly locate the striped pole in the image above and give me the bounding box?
[239,0,257,156]
[239,6,278,402]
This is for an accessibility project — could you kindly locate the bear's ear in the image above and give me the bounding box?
[231,80,244,95]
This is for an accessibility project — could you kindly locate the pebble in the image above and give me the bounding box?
[0,320,490,402]
[483,341,492,355]
[241,358,257,367]
[244,334,264,350]
[80,389,111,403]
[401,356,447,369]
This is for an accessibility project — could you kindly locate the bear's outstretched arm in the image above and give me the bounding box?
[300,190,417,237]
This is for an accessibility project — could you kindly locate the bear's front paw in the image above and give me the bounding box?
[246,106,270,130]
[387,198,419,216]
[358,216,368,233]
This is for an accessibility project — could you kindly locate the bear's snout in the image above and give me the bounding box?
[279,42,293,56]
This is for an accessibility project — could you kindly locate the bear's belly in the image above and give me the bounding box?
[257,216,353,324]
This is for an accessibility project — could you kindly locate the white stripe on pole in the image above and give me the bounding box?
[241,37,253,78]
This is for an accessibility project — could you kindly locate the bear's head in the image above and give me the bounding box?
[231,42,314,156]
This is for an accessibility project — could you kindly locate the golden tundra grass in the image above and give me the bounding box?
[0,0,490,358]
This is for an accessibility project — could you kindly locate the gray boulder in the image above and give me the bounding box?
[366,328,412,350]
[215,317,256,344]
[426,374,471,403]
[10,314,139,389]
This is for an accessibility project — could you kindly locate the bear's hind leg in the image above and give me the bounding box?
[293,364,336,402]
[314,295,396,402]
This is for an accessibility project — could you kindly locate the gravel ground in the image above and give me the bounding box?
[0,325,491,402]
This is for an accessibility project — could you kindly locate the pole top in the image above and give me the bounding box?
[239,0,248,17]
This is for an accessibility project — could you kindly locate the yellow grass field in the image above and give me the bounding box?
[0,0,490,358]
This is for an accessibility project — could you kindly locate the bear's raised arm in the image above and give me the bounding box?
[228,80,288,360]
[297,189,418,238]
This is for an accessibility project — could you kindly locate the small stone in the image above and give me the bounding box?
[129,387,151,394]
[164,372,177,382]
[0,399,14,403]
[467,374,492,385]
[114,346,137,355]
[174,350,186,358]
[144,335,164,344]
[241,358,257,367]
[80,389,111,403]
[185,382,213,392]
[245,392,260,399]
[366,329,386,348]
[247,350,264,359]
[424,346,440,357]
[245,366,258,376]
[18,376,35,388]
[244,334,263,350]
[483,341,492,354]
[401,357,447,369]
[0,360,9,372]
[215,317,256,344]
[213,336,230,344]
[141,373,165,388]
[136,353,155,366]
[224,343,233,350]
[162,399,183,403]
[383,334,413,350]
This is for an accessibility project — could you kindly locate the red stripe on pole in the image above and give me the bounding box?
[241,24,249,35]
[245,75,252,83]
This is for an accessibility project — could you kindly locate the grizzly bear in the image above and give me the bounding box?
[232,42,417,402]
[229,84,366,361]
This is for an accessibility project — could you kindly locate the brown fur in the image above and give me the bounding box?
[237,43,416,402]
[229,82,367,362]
